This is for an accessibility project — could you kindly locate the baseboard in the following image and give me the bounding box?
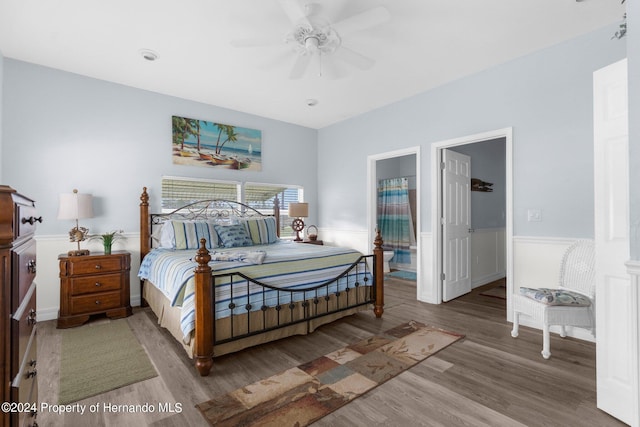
[472,271,506,289]
[37,307,59,322]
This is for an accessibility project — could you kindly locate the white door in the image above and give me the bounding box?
[594,59,638,425]
[442,149,471,301]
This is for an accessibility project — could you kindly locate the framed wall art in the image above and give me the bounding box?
[172,115,262,171]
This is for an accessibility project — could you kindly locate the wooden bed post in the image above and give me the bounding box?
[140,187,150,259]
[273,196,280,237]
[373,229,384,318]
[140,187,150,306]
[194,238,214,376]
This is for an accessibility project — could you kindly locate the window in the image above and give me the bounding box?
[162,176,303,238]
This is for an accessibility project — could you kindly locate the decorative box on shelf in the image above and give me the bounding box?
[57,251,132,328]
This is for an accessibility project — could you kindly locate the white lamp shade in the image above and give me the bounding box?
[289,202,308,218]
[57,192,94,220]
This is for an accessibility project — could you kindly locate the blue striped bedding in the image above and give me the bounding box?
[138,240,371,340]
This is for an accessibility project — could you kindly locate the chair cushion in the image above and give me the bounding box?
[519,287,592,307]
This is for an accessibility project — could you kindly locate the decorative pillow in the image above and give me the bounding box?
[170,221,218,250]
[519,287,592,307]
[241,217,278,245]
[151,223,165,248]
[158,222,176,248]
[214,224,253,248]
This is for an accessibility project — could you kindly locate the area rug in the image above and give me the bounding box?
[59,319,158,404]
[479,284,507,299]
[196,321,463,427]
[386,270,417,281]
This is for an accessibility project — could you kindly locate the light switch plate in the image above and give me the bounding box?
[527,209,542,222]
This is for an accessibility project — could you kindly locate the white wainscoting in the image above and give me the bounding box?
[470,228,506,288]
[513,236,594,342]
[35,233,142,322]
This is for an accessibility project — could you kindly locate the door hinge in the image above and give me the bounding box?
[441,272,446,281]
[440,162,446,170]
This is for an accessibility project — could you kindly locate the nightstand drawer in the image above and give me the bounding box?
[70,291,121,315]
[70,274,122,296]
[67,257,123,275]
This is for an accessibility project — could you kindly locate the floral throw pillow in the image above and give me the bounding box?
[214,224,253,248]
[519,287,592,307]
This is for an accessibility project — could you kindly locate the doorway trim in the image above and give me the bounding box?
[367,146,421,299]
[431,128,513,313]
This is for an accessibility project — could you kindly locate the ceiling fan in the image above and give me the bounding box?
[231,1,391,79]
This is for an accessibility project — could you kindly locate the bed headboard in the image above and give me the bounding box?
[139,187,280,260]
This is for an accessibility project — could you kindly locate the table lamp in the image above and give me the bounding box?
[289,202,308,242]
[57,189,94,256]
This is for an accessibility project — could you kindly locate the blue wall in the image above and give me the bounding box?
[0,51,3,179]
[318,24,627,239]
[1,60,318,235]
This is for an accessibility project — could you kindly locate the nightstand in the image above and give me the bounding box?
[57,251,132,328]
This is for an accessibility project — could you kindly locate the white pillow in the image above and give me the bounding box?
[159,222,176,248]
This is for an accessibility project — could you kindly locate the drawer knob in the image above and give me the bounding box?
[28,309,37,326]
[21,216,43,225]
[95,282,102,287]
[95,300,101,305]
[95,264,102,269]
[27,259,36,274]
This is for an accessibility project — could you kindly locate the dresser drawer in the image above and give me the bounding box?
[11,283,36,374]
[70,291,121,315]
[12,239,36,309]
[70,273,122,296]
[67,256,123,275]
[14,197,38,240]
[10,326,37,427]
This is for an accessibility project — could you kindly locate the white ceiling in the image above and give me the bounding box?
[0,0,624,129]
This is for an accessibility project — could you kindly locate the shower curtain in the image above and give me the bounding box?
[377,177,416,264]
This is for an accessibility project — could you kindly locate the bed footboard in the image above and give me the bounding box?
[192,232,385,377]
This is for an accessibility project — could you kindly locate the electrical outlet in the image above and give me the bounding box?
[527,209,542,222]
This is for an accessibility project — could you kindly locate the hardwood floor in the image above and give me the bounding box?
[38,278,625,426]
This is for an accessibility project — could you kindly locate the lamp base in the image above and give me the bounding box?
[68,249,90,256]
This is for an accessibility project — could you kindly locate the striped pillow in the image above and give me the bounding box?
[170,221,218,250]
[242,217,278,245]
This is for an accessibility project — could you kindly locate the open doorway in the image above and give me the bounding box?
[367,147,421,299]
[431,128,513,317]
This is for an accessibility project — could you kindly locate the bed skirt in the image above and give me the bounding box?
[143,280,371,358]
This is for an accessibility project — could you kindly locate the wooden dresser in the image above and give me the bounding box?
[57,251,132,328]
[0,185,40,427]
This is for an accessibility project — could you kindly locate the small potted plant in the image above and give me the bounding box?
[90,230,125,255]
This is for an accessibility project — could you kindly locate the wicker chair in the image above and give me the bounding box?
[511,240,596,359]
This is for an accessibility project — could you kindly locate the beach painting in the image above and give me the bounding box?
[172,115,262,171]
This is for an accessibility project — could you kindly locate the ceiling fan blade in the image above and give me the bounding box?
[333,46,375,70]
[278,0,311,27]
[289,54,312,79]
[332,6,391,37]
